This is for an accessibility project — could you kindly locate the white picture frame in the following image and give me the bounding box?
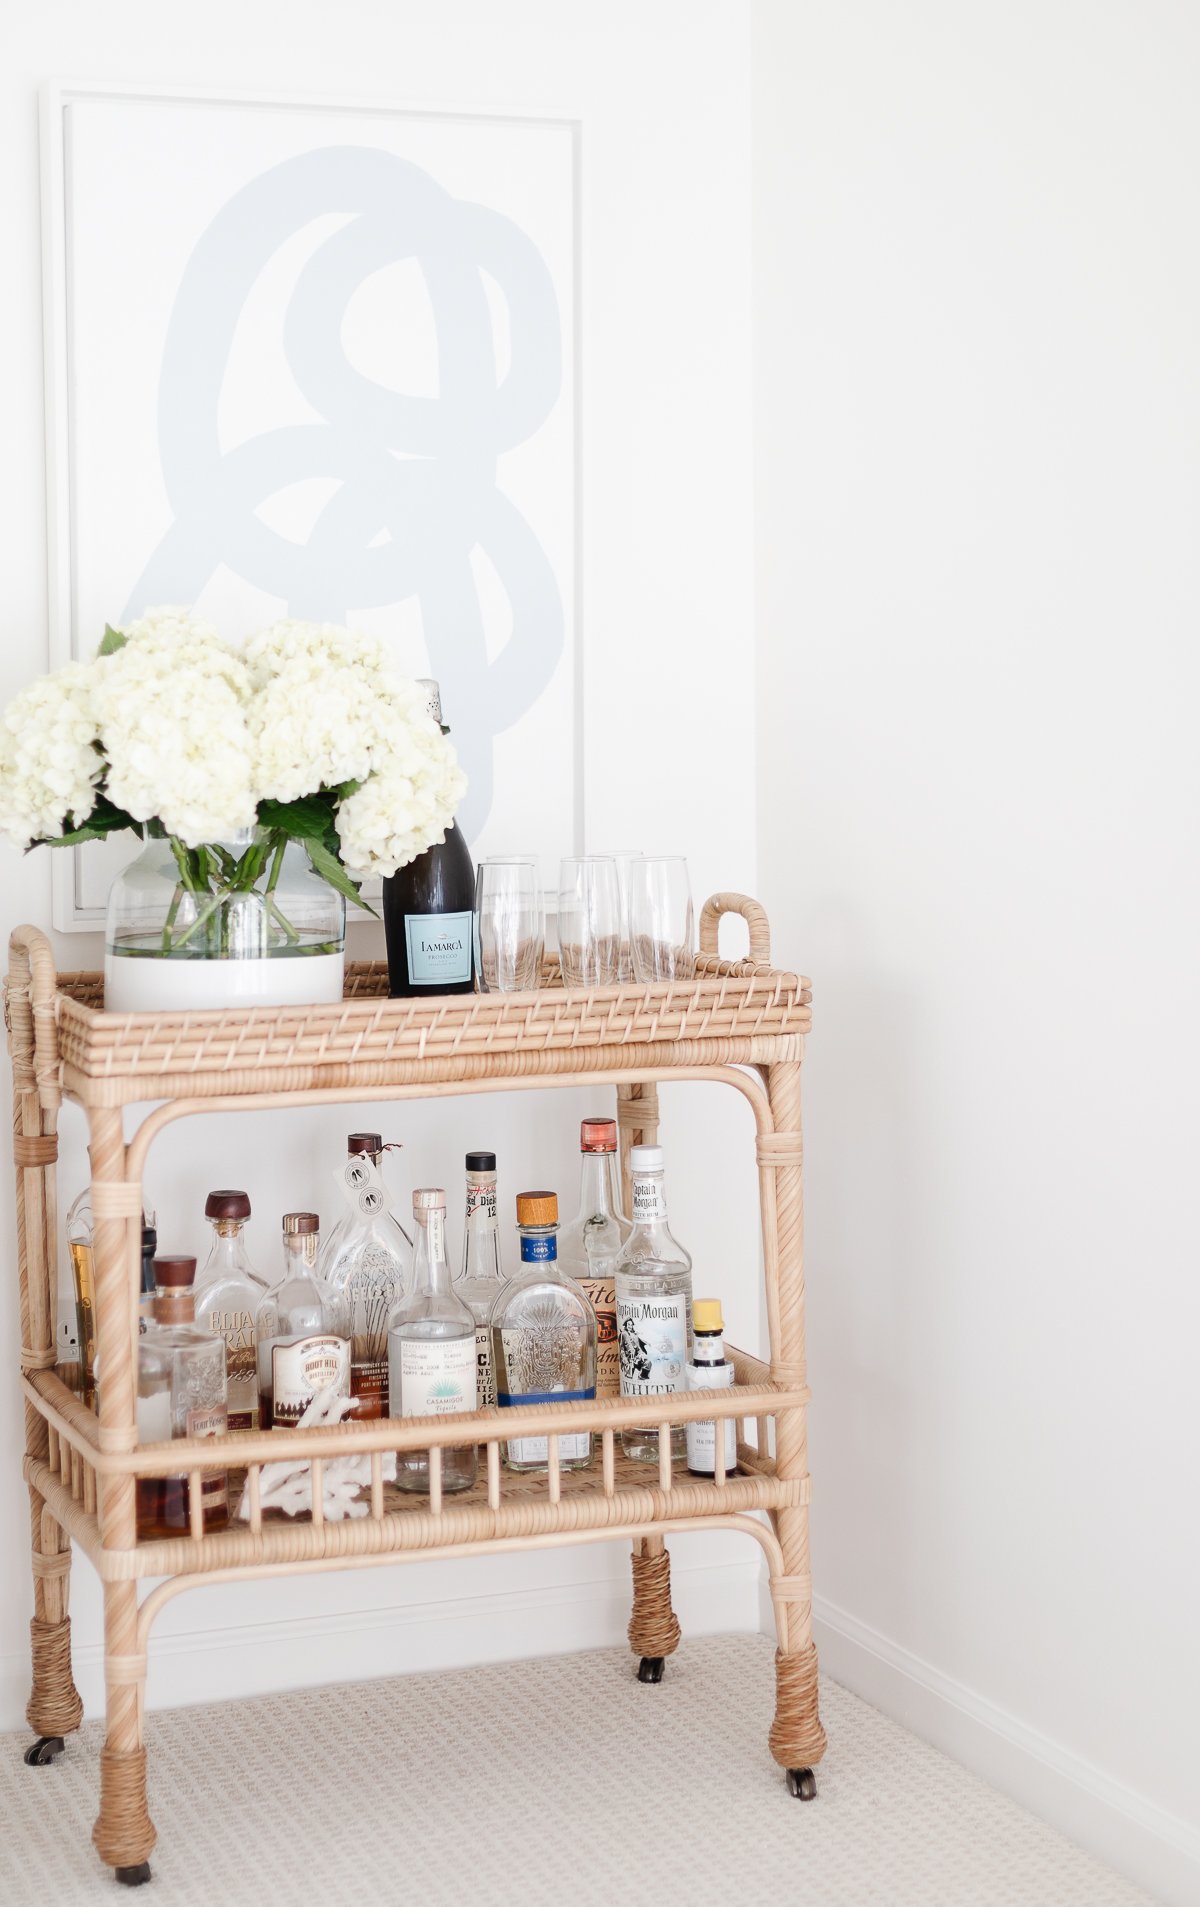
[40,81,582,930]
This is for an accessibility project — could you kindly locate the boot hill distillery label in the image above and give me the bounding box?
[269,1336,350,1427]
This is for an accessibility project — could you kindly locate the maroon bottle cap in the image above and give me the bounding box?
[152,1254,197,1288]
[205,1189,251,1221]
[282,1212,320,1235]
[347,1132,383,1156]
[580,1118,618,1153]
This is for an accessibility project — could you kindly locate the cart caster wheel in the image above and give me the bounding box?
[637,1655,665,1684]
[115,1864,152,1887]
[23,1736,65,1766]
[786,1767,818,1800]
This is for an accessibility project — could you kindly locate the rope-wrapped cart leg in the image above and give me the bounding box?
[616,1085,680,1681]
[762,1059,826,1795]
[24,1490,83,1762]
[88,1110,156,1884]
[628,1534,681,1682]
[8,933,83,1765]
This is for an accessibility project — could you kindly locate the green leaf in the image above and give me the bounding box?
[257,795,340,851]
[98,623,127,657]
[36,793,141,848]
[303,836,378,916]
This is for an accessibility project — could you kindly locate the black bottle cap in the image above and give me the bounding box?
[466,1150,496,1172]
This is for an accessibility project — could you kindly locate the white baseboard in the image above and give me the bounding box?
[1,1555,762,1732]
[810,1592,1200,1907]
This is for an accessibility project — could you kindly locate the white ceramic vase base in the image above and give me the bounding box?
[103,950,345,1012]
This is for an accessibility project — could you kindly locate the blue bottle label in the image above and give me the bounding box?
[404,912,473,985]
[519,1235,558,1262]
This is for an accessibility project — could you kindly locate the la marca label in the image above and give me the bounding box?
[404,912,472,985]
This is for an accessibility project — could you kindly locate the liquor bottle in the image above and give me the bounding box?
[65,1187,95,1404]
[492,1191,596,1474]
[388,1188,478,1494]
[136,1255,228,1540]
[194,1189,266,1430]
[382,679,475,997]
[685,1299,737,1477]
[255,1214,350,1429]
[139,1215,158,1333]
[321,1132,413,1417]
[556,1117,630,1400]
[455,1150,504,1409]
[614,1145,694,1462]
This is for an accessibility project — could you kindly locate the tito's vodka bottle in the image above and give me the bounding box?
[556,1118,630,1399]
[194,1189,266,1430]
[321,1133,413,1417]
[455,1150,504,1408]
[256,1214,350,1428]
[614,1145,694,1462]
[388,1188,478,1494]
[137,1255,228,1540]
[492,1192,596,1473]
[382,679,475,997]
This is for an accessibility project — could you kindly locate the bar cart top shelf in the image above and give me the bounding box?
[19,891,811,1107]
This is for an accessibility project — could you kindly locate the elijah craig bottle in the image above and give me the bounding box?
[383,679,475,997]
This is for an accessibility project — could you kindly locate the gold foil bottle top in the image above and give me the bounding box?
[693,1299,724,1334]
[516,1190,558,1227]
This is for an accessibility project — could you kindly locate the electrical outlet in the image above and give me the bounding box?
[57,1315,80,1361]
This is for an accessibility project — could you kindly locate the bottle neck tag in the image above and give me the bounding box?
[631,1176,668,1224]
[466,1176,498,1233]
[334,1154,389,1219]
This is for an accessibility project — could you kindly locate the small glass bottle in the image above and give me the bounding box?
[614,1144,694,1462]
[491,1192,596,1474]
[65,1187,95,1405]
[388,1189,478,1495]
[455,1150,504,1408]
[136,1255,228,1540]
[321,1132,413,1418]
[194,1189,267,1430]
[556,1117,630,1400]
[256,1214,350,1429]
[685,1299,737,1477]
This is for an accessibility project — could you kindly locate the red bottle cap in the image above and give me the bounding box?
[580,1118,617,1153]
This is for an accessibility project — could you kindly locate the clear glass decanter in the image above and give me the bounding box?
[255,1214,350,1428]
[491,1192,596,1474]
[137,1255,228,1540]
[320,1133,413,1418]
[556,1117,630,1400]
[194,1189,266,1429]
[614,1144,694,1462]
[455,1150,505,1408]
[388,1189,478,1495]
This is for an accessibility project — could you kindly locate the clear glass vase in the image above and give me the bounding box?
[104,832,346,1011]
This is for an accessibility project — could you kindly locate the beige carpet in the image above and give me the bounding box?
[2,1635,1157,1906]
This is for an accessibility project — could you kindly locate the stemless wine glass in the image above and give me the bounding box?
[630,856,695,982]
[557,857,620,988]
[595,849,643,982]
[474,859,544,992]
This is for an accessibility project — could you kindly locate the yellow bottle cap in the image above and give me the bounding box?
[693,1299,724,1333]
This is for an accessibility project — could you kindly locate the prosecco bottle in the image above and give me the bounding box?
[383,679,475,997]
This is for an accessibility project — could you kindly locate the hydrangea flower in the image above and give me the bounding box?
[0,661,102,844]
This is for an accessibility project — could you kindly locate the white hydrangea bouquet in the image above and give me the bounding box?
[0,608,466,1000]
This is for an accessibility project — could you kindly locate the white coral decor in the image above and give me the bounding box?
[0,609,467,898]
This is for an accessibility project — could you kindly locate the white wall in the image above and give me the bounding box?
[754,3,1200,1902]
[0,2,760,1729]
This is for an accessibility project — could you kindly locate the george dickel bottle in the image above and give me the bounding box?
[382,679,475,997]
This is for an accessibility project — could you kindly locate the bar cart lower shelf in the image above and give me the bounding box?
[8,893,826,1885]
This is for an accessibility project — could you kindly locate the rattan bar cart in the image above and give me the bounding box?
[7,891,826,1885]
